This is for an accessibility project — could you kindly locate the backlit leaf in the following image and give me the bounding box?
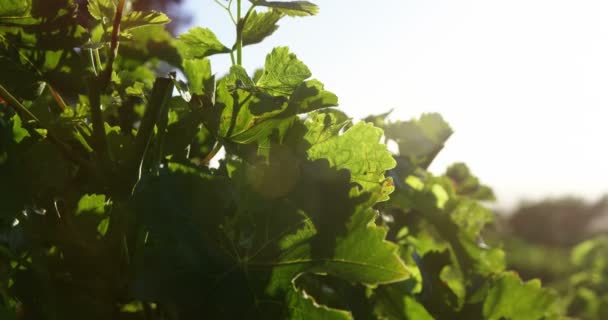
[252,0,319,17]
[242,9,283,46]
[121,10,171,30]
[257,47,311,96]
[307,120,396,203]
[176,27,230,59]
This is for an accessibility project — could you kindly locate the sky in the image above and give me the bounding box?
[181,0,608,209]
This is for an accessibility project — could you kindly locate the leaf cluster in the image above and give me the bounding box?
[0,1,564,319]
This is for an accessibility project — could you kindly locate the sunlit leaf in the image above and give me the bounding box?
[257,46,311,96]
[176,27,230,59]
[121,10,171,30]
[242,9,283,46]
[307,120,396,203]
[76,194,107,216]
[183,58,212,95]
[252,0,319,17]
[289,79,338,113]
[88,0,115,22]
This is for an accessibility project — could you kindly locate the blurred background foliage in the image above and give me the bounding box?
[487,195,608,320]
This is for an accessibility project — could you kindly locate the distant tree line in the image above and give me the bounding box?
[507,195,608,247]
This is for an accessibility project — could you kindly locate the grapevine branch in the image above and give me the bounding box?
[89,0,127,177]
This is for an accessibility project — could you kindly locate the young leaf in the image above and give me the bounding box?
[176,27,230,59]
[225,65,257,90]
[76,194,107,216]
[483,272,558,320]
[307,120,397,203]
[242,9,284,46]
[252,0,319,17]
[183,58,212,95]
[88,0,115,22]
[257,47,312,96]
[121,11,171,30]
[11,114,30,143]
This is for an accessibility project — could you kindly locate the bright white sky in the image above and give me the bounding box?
[182,0,608,209]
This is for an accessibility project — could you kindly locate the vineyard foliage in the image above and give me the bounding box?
[0,0,565,319]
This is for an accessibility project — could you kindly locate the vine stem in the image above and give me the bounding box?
[0,84,42,124]
[101,0,126,87]
[236,0,243,65]
[89,0,126,176]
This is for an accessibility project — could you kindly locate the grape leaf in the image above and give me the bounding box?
[183,58,212,95]
[76,194,107,216]
[483,272,558,320]
[131,161,407,318]
[286,286,352,319]
[373,289,434,320]
[176,27,230,59]
[289,79,338,113]
[307,119,396,203]
[385,113,452,169]
[0,0,30,17]
[243,9,284,46]
[121,11,171,30]
[446,162,496,201]
[450,199,493,237]
[11,114,30,143]
[257,47,312,96]
[88,0,115,22]
[252,0,319,17]
[303,112,350,148]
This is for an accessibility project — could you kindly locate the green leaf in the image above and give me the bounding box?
[215,74,294,150]
[76,194,107,216]
[307,120,396,203]
[385,113,452,168]
[289,79,338,113]
[372,281,434,320]
[11,114,30,143]
[483,272,558,320]
[450,199,493,237]
[254,162,410,313]
[88,0,115,22]
[242,9,284,46]
[446,162,495,201]
[97,217,110,236]
[286,287,352,319]
[183,58,212,95]
[257,47,312,96]
[121,10,171,30]
[252,1,319,17]
[225,65,257,91]
[328,208,411,284]
[176,27,230,59]
[303,112,350,148]
[0,0,30,17]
